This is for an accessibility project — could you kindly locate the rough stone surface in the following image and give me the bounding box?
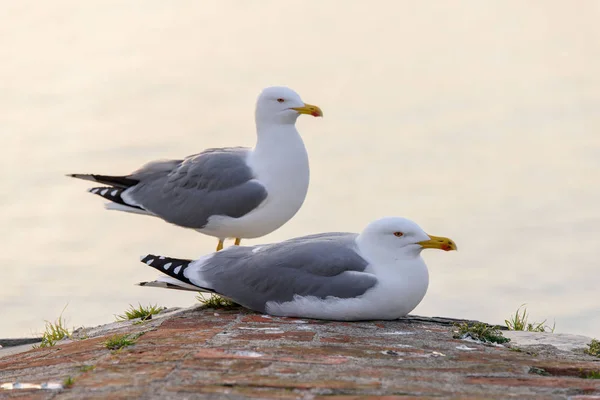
[504,331,594,352]
[0,305,598,399]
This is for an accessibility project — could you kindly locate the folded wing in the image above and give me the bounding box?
[71,147,269,229]
[140,233,378,313]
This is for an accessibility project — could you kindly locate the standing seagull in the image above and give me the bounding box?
[68,87,322,251]
[137,217,457,321]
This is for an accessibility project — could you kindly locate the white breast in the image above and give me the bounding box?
[265,263,429,321]
[200,125,310,239]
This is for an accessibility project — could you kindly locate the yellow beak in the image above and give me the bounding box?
[292,103,323,117]
[418,235,457,252]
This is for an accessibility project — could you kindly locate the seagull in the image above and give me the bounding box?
[68,86,322,251]
[138,217,457,320]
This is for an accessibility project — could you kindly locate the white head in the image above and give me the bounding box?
[255,86,323,127]
[356,217,457,263]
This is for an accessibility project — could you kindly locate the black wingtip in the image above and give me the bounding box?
[68,173,139,188]
[140,254,159,264]
[140,254,196,287]
[87,186,144,210]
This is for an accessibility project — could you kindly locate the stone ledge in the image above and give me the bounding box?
[0,306,598,399]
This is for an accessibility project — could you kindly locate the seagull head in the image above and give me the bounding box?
[255,86,323,126]
[357,217,457,261]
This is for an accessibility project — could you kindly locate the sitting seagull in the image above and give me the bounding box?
[138,217,457,320]
[68,86,322,251]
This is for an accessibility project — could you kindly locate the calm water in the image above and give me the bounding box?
[2,1,599,338]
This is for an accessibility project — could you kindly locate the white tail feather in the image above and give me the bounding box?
[105,202,151,215]
[158,275,200,290]
[138,275,202,292]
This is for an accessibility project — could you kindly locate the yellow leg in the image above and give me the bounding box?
[216,239,224,251]
[234,238,241,246]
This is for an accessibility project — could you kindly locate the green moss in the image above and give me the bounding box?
[505,304,555,332]
[104,332,143,351]
[453,322,510,345]
[115,304,165,322]
[196,293,239,309]
[585,339,600,358]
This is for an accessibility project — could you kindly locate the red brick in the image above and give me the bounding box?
[532,362,600,378]
[180,358,231,371]
[138,327,221,345]
[318,334,415,346]
[230,330,315,342]
[109,345,191,363]
[319,335,357,344]
[271,344,429,361]
[232,323,287,329]
[92,363,175,381]
[268,365,311,375]
[66,363,176,392]
[167,374,380,390]
[240,315,308,324]
[55,389,146,400]
[159,315,235,330]
[179,358,271,373]
[314,397,433,400]
[0,391,53,400]
[164,384,300,399]
[455,350,535,363]
[191,347,348,365]
[0,338,109,371]
[464,376,600,390]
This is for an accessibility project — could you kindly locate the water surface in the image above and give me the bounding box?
[1,1,599,337]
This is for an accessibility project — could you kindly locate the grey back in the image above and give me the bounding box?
[126,147,268,229]
[191,233,378,312]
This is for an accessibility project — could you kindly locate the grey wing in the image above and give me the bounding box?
[124,147,268,229]
[129,159,183,181]
[188,233,378,312]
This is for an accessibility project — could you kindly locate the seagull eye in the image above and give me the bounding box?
[277,98,285,103]
[393,232,404,237]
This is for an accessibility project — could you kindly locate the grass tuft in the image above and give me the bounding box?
[115,303,165,322]
[79,365,95,372]
[34,307,72,348]
[104,332,143,351]
[505,304,555,332]
[585,339,600,358]
[196,293,239,309]
[585,370,600,379]
[453,322,510,345]
[63,376,75,388]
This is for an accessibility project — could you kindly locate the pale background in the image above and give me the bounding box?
[1,1,599,338]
